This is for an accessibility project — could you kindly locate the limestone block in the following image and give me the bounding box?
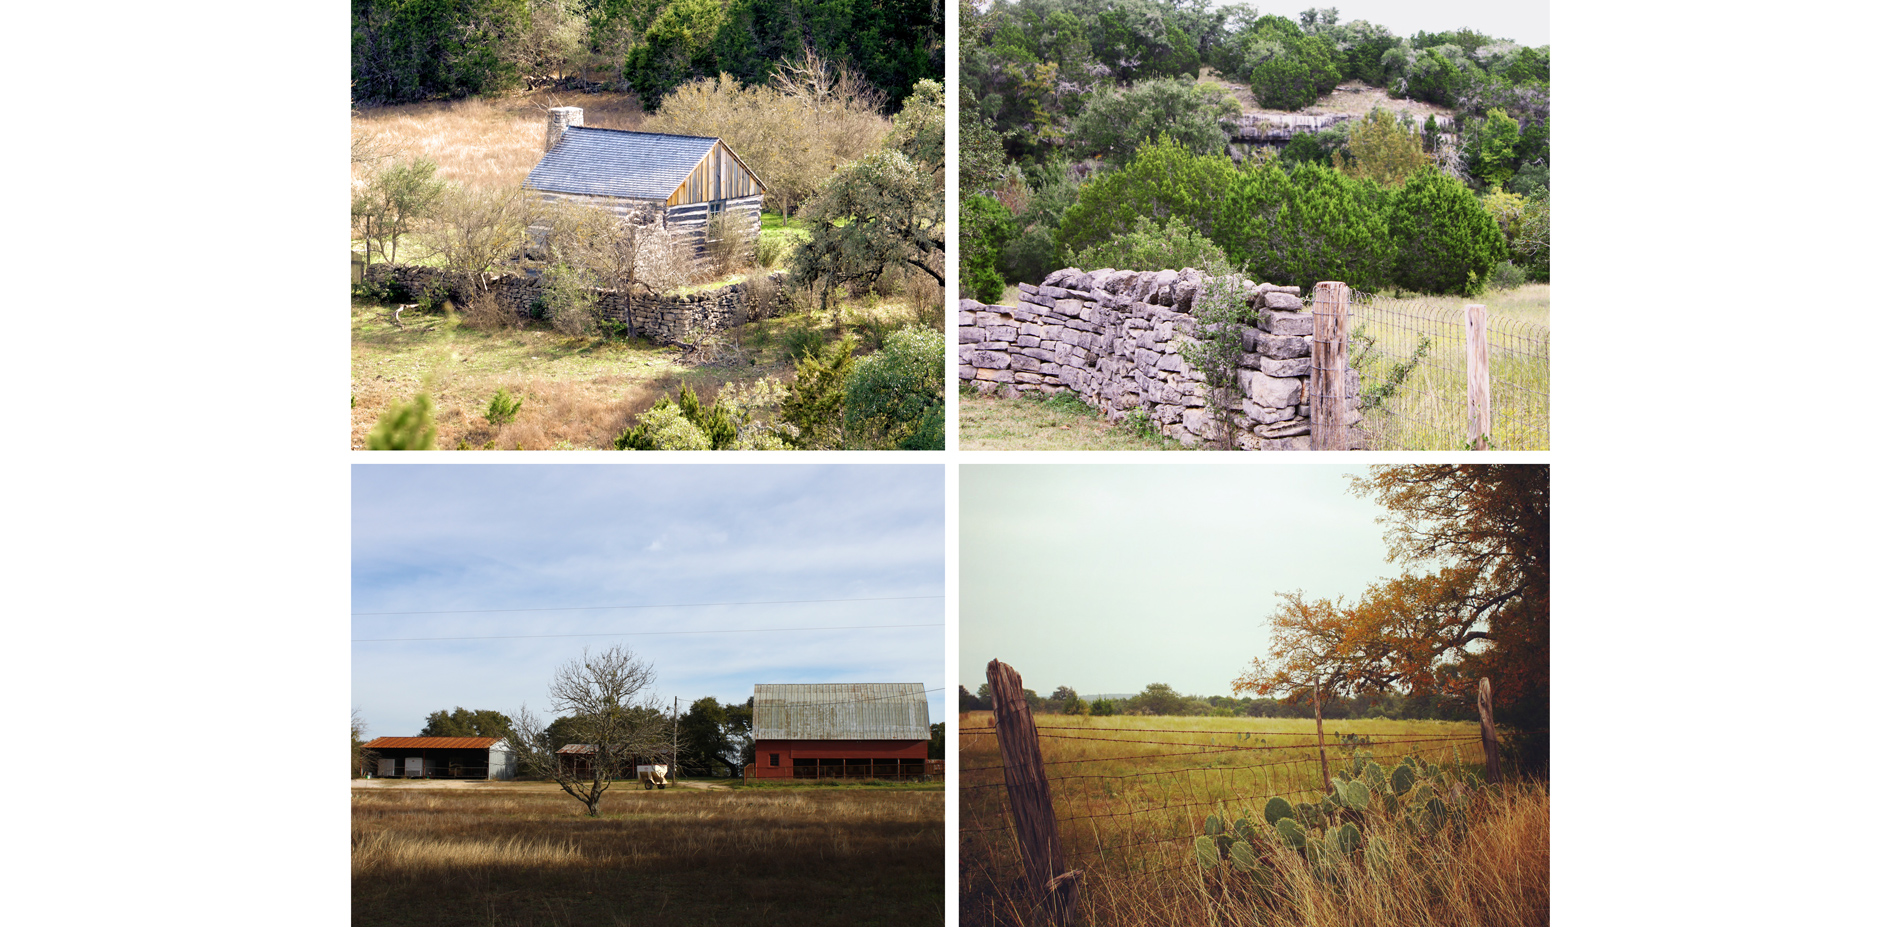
[959,327,984,343]
[1259,333,1310,360]
[1259,356,1311,378]
[1242,369,1303,408]
[1052,298,1085,317]
[1242,401,1298,426]
[1266,310,1313,335]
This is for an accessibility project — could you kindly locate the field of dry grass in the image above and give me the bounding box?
[352,93,650,194]
[959,713,1544,927]
[350,292,933,450]
[353,781,942,927]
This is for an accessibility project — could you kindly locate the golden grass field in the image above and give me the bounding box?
[352,781,943,927]
[352,93,650,194]
[959,712,1547,927]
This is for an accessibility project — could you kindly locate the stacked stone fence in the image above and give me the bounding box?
[362,263,788,346]
[958,267,1364,450]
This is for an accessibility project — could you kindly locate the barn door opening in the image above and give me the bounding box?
[405,756,424,778]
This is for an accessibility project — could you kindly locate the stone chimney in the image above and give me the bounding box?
[546,107,584,151]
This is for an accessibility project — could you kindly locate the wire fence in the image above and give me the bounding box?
[1341,290,1550,450]
[960,719,1485,882]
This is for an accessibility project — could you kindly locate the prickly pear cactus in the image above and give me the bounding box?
[1340,779,1370,812]
[1295,801,1321,828]
[1331,821,1362,856]
[1363,761,1388,794]
[1194,834,1221,870]
[1390,763,1416,796]
[1263,797,1294,826]
[1229,837,1259,873]
[1233,814,1258,842]
[1204,813,1224,837]
[1275,816,1307,850]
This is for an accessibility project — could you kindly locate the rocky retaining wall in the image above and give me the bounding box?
[364,264,785,345]
[958,267,1362,450]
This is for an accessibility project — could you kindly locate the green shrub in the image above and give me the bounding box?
[614,398,712,450]
[484,387,522,427]
[777,336,857,449]
[1178,274,1254,449]
[538,263,601,337]
[1386,169,1508,296]
[1069,215,1232,275]
[780,318,828,364]
[367,394,437,450]
[1067,78,1238,168]
[1488,260,1527,291]
[961,193,1014,303]
[843,327,945,450]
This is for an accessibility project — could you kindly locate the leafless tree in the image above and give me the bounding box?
[503,645,672,816]
[352,709,377,778]
[570,203,697,330]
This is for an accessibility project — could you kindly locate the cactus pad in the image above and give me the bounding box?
[1390,764,1416,795]
[1263,797,1294,825]
[1194,835,1221,869]
[1274,816,1307,849]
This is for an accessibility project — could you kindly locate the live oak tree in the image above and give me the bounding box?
[419,706,515,738]
[504,645,673,816]
[1234,465,1548,771]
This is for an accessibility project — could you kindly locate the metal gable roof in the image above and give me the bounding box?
[363,737,506,750]
[753,683,931,741]
[523,127,721,200]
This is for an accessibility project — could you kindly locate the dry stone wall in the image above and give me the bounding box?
[364,264,785,345]
[959,267,1362,450]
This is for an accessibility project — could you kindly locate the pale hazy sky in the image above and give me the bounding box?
[1241,2,1550,47]
[960,464,1398,700]
[352,465,945,740]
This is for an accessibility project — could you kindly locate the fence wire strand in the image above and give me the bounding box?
[961,719,1486,886]
[1341,289,1550,450]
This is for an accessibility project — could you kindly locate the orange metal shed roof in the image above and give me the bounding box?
[363,737,503,749]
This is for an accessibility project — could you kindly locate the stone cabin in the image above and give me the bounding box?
[523,107,766,257]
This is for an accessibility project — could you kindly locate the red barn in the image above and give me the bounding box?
[752,683,931,780]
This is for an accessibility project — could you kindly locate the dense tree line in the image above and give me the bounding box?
[959,1,1550,299]
[352,0,944,112]
[956,680,1477,722]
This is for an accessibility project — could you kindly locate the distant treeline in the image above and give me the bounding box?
[351,0,945,110]
[958,681,1479,722]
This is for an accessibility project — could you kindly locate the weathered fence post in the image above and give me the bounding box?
[1312,282,1350,450]
[1477,677,1502,784]
[988,659,1080,924]
[1312,677,1330,788]
[1466,303,1490,450]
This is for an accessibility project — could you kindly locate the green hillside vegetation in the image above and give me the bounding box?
[960,1,1549,299]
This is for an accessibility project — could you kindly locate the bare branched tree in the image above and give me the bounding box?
[503,645,671,816]
[570,203,697,330]
[351,709,377,778]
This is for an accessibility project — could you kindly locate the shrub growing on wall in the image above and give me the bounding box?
[1386,169,1509,295]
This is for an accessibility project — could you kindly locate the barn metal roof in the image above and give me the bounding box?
[364,737,506,750]
[753,683,931,741]
[523,127,722,200]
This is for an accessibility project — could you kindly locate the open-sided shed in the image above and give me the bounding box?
[524,107,764,256]
[363,737,516,780]
[752,683,932,780]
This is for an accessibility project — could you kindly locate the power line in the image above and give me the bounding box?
[352,593,944,617]
[353,621,945,643]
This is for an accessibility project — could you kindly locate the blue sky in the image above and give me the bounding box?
[961,464,1393,700]
[352,464,945,740]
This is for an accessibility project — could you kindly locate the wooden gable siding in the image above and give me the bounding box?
[666,142,764,208]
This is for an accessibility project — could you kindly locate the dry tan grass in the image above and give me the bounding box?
[352,782,942,926]
[960,714,1545,927]
[351,92,649,192]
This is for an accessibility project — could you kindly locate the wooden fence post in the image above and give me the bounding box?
[1312,679,1330,788]
[1311,282,1350,450]
[988,659,1080,924]
[1477,677,1502,784]
[1466,304,1490,450]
